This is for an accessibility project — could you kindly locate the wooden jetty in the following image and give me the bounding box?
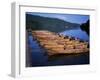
[32,30,89,56]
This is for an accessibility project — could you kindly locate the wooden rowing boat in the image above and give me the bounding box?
[32,30,89,56]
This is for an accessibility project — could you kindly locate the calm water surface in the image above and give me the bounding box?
[28,29,89,67]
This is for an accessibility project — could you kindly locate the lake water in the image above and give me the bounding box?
[59,28,89,41]
[27,28,89,67]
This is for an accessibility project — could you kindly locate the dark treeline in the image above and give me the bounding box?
[80,20,89,35]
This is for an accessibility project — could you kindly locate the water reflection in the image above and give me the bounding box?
[59,28,89,41]
[27,29,89,67]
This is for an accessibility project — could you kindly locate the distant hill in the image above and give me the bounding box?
[26,14,80,33]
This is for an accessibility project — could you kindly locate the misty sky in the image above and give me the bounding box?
[26,12,89,24]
